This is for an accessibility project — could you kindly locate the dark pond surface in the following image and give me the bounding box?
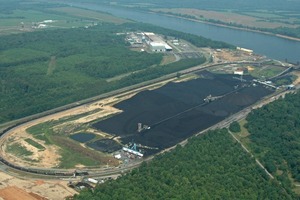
[70,133,96,143]
[87,139,122,153]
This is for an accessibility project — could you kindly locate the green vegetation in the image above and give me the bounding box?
[6,143,33,157]
[24,138,45,150]
[0,20,234,124]
[0,1,128,35]
[249,65,286,79]
[52,136,101,168]
[74,129,294,199]
[245,92,300,194]
[229,121,241,133]
[0,23,161,123]
[26,122,53,145]
[27,121,113,168]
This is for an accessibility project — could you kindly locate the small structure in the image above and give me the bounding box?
[287,84,295,90]
[137,122,150,133]
[234,67,248,75]
[114,154,122,159]
[87,178,98,184]
[37,24,47,29]
[237,47,253,54]
[123,143,143,157]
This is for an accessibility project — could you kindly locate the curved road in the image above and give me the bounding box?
[0,60,293,178]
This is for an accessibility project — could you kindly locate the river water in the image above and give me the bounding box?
[72,3,300,62]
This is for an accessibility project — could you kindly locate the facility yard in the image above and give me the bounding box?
[93,71,273,155]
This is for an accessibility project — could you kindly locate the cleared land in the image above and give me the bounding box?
[153,8,298,29]
[0,171,76,200]
[0,6,128,35]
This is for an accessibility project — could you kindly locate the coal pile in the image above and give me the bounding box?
[93,71,273,155]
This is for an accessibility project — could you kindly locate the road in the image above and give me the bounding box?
[0,61,296,179]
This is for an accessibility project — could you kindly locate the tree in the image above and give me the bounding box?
[229,121,241,133]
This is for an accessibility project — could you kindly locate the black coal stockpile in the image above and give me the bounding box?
[87,139,122,153]
[93,71,272,155]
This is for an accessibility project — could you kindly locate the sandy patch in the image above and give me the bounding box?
[0,171,76,200]
[293,71,300,85]
[0,186,46,200]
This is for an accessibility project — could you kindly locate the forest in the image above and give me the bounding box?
[73,129,294,200]
[0,21,235,124]
[246,91,300,193]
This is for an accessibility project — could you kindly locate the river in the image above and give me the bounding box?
[71,3,300,63]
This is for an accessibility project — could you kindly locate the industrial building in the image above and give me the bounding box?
[144,32,172,52]
[125,31,173,52]
[234,67,248,75]
[149,42,172,52]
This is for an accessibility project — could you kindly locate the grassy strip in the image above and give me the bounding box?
[24,138,45,150]
[6,143,33,157]
[51,136,117,168]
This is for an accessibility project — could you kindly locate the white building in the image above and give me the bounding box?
[150,42,166,52]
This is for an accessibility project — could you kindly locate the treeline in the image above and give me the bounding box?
[265,27,300,39]
[246,92,300,193]
[74,129,293,200]
[0,22,215,123]
[157,13,300,40]
[68,0,300,11]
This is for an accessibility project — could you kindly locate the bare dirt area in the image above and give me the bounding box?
[0,98,122,168]
[213,49,264,62]
[0,171,76,200]
[292,71,300,85]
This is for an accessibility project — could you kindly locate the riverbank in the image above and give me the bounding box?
[151,11,300,42]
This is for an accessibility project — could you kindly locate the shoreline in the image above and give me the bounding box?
[151,11,300,42]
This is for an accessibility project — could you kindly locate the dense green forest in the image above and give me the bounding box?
[245,92,300,193]
[0,21,235,124]
[74,129,294,199]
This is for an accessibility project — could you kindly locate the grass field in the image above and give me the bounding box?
[24,138,45,151]
[6,143,33,157]
[249,65,285,79]
[153,8,299,29]
[0,5,129,35]
[50,7,129,24]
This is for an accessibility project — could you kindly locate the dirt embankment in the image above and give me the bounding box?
[0,171,76,200]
